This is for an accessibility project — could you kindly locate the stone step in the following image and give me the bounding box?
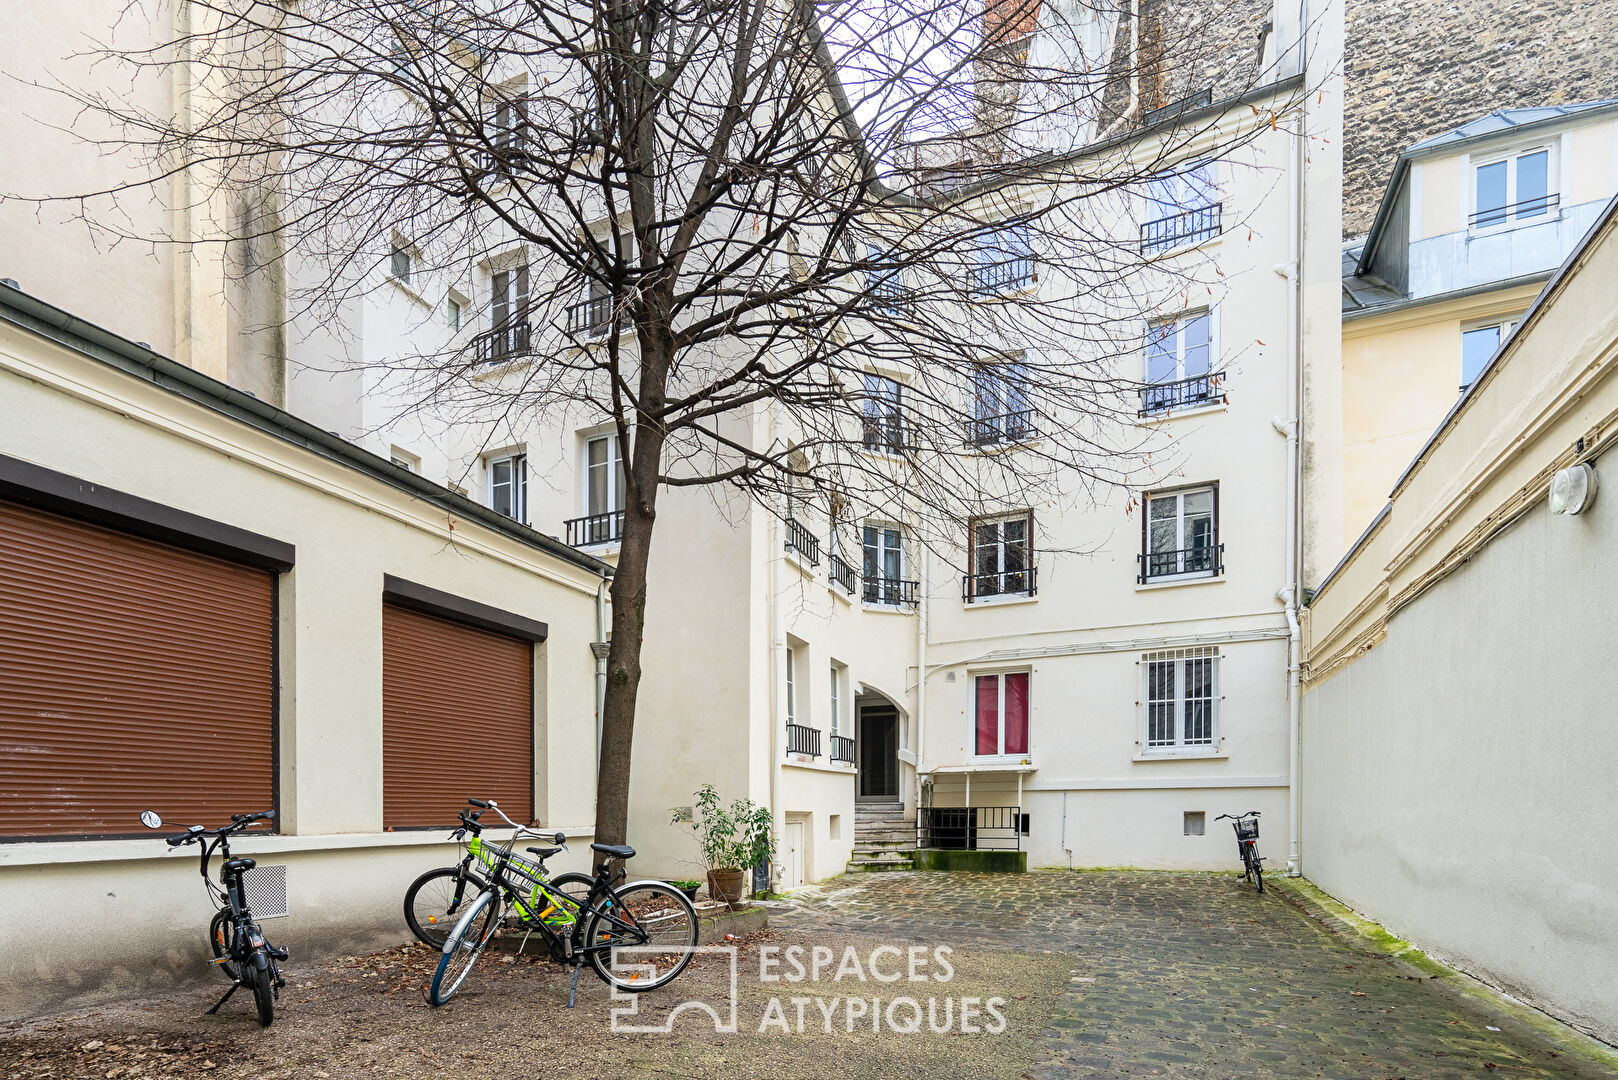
[844,859,914,873]
[853,831,915,844]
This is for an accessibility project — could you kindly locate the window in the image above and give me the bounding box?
[966,512,1034,601]
[862,524,913,606]
[866,244,908,312]
[1141,485,1219,582]
[482,264,530,363]
[491,94,529,152]
[785,646,797,725]
[969,360,1034,446]
[862,374,909,452]
[1472,147,1554,229]
[1460,317,1519,390]
[390,447,419,473]
[488,452,527,522]
[390,245,412,285]
[1142,161,1219,254]
[829,663,841,735]
[973,223,1035,293]
[585,433,627,528]
[446,296,462,333]
[1141,310,1218,414]
[1183,811,1205,836]
[1143,648,1218,752]
[973,671,1029,757]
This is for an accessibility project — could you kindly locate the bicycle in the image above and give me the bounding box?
[1216,810,1264,893]
[428,799,698,1008]
[405,803,593,951]
[140,809,288,1026]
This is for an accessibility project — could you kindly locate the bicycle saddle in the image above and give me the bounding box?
[222,857,256,874]
[525,846,561,859]
[590,843,635,859]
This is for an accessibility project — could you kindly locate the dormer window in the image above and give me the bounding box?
[1471,147,1555,230]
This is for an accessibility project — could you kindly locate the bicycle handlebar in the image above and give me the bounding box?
[463,798,567,851]
[1215,810,1261,821]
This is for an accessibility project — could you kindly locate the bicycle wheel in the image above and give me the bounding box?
[586,881,698,992]
[405,866,487,948]
[247,957,275,1027]
[208,909,239,981]
[429,889,500,1006]
[1251,849,1264,894]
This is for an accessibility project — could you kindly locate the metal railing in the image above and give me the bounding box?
[475,321,532,365]
[829,554,858,595]
[786,723,821,758]
[963,565,1037,602]
[1470,192,1559,229]
[862,413,916,453]
[973,257,1036,294]
[868,275,912,313]
[1139,371,1224,416]
[784,517,821,565]
[1137,542,1224,583]
[830,734,855,763]
[917,806,1022,850]
[1141,203,1221,254]
[566,294,626,338]
[863,576,920,608]
[966,410,1036,447]
[565,510,624,546]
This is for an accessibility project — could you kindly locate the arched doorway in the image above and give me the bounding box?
[855,690,903,804]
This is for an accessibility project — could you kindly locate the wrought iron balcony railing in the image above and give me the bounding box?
[786,723,821,758]
[868,275,912,314]
[784,517,821,566]
[566,294,628,338]
[829,554,858,596]
[830,734,855,763]
[1469,192,1559,229]
[475,321,532,365]
[862,413,917,453]
[962,565,1037,603]
[1139,371,1225,416]
[917,805,1022,850]
[1137,542,1224,583]
[863,575,920,608]
[1141,204,1221,254]
[973,257,1036,294]
[966,409,1036,447]
[565,510,624,547]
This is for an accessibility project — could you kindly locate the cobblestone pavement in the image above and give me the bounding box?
[772,871,1618,1079]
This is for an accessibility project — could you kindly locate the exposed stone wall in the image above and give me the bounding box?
[1345,0,1618,239]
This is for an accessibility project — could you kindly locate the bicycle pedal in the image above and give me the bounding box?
[209,956,231,965]
[267,945,289,961]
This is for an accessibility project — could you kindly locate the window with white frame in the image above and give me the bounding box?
[1142,310,1218,414]
[445,295,462,332]
[828,663,841,736]
[972,223,1035,294]
[967,512,1034,601]
[483,263,530,363]
[1142,648,1218,751]
[491,92,529,152]
[488,452,527,522]
[578,433,627,544]
[862,374,908,452]
[1471,146,1554,229]
[1142,161,1219,254]
[969,358,1034,445]
[785,645,798,725]
[973,671,1029,757]
[1460,316,1521,390]
[862,523,913,606]
[390,244,413,285]
[1142,485,1219,581]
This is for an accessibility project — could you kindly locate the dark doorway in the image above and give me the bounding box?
[857,701,899,801]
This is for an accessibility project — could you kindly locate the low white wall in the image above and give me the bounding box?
[1301,477,1618,1045]
[780,762,858,882]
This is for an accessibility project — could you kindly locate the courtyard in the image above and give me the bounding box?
[2,870,1611,1079]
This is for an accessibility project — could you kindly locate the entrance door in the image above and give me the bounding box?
[783,820,806,889]
[857,703,899,801]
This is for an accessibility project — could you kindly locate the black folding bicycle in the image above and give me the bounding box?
[142,809,287,1025]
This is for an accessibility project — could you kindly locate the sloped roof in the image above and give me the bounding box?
[1340,241,1403,312]
[1406,101,1618,154]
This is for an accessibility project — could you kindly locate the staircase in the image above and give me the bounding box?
[845,801,916,873]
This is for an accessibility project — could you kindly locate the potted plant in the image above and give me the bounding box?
[670,879,702,902]
[672,784,775,907]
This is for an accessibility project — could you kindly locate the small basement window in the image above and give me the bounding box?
[1183,811,1205,836]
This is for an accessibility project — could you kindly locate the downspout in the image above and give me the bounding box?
[914,535,927,812]
[767,408,784,890]
[592,579,609,767]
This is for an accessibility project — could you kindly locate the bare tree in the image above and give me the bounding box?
[37,0,1302,844]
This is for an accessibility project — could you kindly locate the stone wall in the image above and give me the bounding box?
[1345,0,1618,238]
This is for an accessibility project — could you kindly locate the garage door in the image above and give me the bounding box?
[0,499,277,840]
[382,602,534,829]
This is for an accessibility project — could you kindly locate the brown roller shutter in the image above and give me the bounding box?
[0,500,276,840]
[382,603,533,829]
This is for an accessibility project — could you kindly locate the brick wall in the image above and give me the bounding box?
[1345,0,1618,238]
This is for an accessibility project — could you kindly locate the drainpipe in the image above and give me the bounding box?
[913,535,927,812]
[767,409,784,890]
[592,579,609,767]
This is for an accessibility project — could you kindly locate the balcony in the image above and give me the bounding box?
[1139,372,1224,416]
[962,565,1037,603]
[1470,192,1559,230]
[868,275,912,315]
[786,723,821,758]
[862,413,916,454]
[1137,542,1224,583]
[566,294,626,338]
[828,554,858,596]
[830,734,855,763]
[972,256,1036,294]
[966,409,1036,447]
[784,517,821,566]
[1141,204,1221,255]
[475,321,532,365]
[565,510,624,547]
[863,575,920,608]
[917,805,1022,850]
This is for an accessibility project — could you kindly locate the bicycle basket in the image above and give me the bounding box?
[473,840,548,886]
[1235,817,1260,840]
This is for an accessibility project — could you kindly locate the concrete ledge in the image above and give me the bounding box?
[910,849,1026,873]
[698,904,768,943]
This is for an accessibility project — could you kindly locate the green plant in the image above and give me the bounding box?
[672,785,776,873]
[670,879,702,891]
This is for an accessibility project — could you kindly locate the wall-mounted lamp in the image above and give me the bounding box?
[1549,463,1597,516]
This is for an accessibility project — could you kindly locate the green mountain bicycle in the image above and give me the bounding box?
[427,799,699,1007]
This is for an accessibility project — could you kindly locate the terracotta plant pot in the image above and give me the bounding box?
[707,868,747,905]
